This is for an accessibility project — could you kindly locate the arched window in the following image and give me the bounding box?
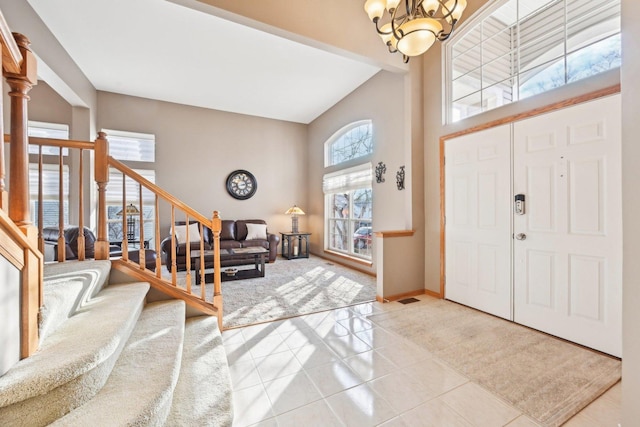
[323,120,374,260]
[445,0,621,123]
[325,120,373,167]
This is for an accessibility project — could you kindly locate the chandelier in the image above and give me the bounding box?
[364,0,467,63]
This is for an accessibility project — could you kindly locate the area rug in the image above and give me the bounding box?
[165,255,377,328]
[368,297,621,427]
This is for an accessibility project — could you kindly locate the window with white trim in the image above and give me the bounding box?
[102,129,156,245]
[325,120,373,167]
[446,0,621,123]
[323,163,373,260]
[28,121,70,227]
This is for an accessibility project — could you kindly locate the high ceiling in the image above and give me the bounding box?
[26,0,381,124]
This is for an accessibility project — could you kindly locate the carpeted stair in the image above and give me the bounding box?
[0,260,233,426]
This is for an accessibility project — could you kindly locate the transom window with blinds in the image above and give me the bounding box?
[446,0,621,123]
[103,130,156,245]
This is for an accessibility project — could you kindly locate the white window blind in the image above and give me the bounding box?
[323,163,372,194]
[102,129,155,162]
[28,121,69,156]
[29,163,69,198]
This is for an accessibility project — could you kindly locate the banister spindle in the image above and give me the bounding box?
[212,211,223,329]
[77,148,85,261]
[94,132,110,259]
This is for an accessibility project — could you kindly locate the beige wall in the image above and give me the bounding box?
[96,91,308,236]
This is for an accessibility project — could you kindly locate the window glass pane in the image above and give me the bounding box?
[452,25,481,58]
[326,189,372,259]
[567,34,621,83]
[483,28,514,63]
[519,57,566,99]
[452,45,481,79]
[452,74,481,102]
[519,28,564,73]
[482,78,516,111]
[328,122,373,166]
[566,4,619,52]
[452,92,482,123]
[482,53,514,87]
[489,0,518,30]
[519,0,560,20]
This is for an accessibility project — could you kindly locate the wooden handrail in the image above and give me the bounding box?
[108,157,211,225]
[3,133,95,150]
[0,14,22,74]
[0,208,43,261]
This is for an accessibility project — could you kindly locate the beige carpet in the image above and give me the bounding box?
[368,297,621,427]
[165,255,377,328]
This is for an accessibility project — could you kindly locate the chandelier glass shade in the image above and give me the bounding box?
[364,0,467,62]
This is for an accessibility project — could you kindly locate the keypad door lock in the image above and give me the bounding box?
[515,194,525,215]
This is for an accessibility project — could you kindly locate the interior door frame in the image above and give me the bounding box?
[439,84,620,298]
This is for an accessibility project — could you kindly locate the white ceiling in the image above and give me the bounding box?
[27,0,381,124]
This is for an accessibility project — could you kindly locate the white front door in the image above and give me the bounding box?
[513,95,622,357]
[445,124,512,320]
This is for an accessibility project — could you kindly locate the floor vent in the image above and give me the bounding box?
[326,263,334,266]
[398,297,420,304]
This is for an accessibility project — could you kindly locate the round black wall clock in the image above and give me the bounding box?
[226,170,257,200]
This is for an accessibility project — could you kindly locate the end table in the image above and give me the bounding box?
[280,232,311,260]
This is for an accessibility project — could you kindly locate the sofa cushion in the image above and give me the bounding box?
[245,223,267,240]
[242,240,269,250]
[236,220,267,241]
[220,240,242,250]
[220,220,236,241]
[174,223,201,244]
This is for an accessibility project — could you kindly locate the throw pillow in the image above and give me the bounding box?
[174,222,201,244]
[245,223,267,240]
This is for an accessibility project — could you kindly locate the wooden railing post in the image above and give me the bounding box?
[4,33,36,237]
[94,132,110,260]
[3,33,39,358]
[211,211,223,330]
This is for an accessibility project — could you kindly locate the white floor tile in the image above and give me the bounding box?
[254,350,303,382]
[406,358,468,396]
[271,316,310,334]
[305,360,363,397]
[232,384,275,427]
[241,322,277,341]
[224,341,253,366]
[312,319,350,339]
[343,349,399,382]
[293,342,340,369]
[229,359,262,391]
[263,371,323,416]
[350,302,383,317]
[276,399,343,427]
[440,382,520,427]
[399,398,474,427]
[374,341,433,368]
[247,334,289,359]
[325,383,397,426]
[369,371,438,413]
[324,333,372,359]
[353,327,404,349]
[279,329,323,349]
[337,316,375,333]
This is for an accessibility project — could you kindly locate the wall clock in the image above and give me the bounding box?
[226,170,257,200]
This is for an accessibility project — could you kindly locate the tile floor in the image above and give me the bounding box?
[222,296,621,427]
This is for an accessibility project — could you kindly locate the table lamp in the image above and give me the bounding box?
[285,205,305,233]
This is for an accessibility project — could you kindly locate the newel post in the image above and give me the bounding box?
[211,210,223,330]
[4,33,37,239]
[94,132,110,260]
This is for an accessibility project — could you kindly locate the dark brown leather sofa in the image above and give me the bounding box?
[160,219,279,272]
[43,226,157,271]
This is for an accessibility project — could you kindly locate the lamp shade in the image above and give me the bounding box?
[396,18,442,57]
[285,205,305,216]
[116,203,140,217]
[364,0,386,21]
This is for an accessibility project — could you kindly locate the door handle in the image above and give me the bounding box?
[515,233,526,241]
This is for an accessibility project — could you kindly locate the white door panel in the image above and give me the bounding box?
[445,125,512,320]
[513,94,622,357]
